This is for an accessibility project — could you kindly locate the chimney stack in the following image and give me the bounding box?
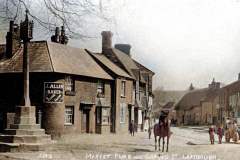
[238,73,240,80]
[114,44,131,57]
[5,20,21,58]
[51,26,68,45]
[208,78,220,90]
[101,31,113,52]
[189,83,194,91]
[51,27,60,43]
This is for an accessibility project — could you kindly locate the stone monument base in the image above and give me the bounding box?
[0,106,52,152]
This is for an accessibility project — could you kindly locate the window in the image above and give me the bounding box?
[121,81,126,97]
[102,108,110,125]
[65,106,74,125]
[120,103,126,123]
[96,107,110,125]
[97,80,104,95]
[65,76,75,92]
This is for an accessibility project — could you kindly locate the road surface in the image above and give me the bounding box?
[0,127,239,160]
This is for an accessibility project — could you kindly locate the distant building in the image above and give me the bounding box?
[175,79,220,125]
[219,74,240,125]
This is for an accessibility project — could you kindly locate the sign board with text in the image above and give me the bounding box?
[44,82,64,103]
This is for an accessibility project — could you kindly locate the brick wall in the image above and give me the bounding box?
[115,78,133,134]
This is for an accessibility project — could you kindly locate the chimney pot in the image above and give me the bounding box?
[5,20,20,58]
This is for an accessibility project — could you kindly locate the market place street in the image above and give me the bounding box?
[0,127,240,160]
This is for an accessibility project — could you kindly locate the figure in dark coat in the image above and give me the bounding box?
[129,120,135,136]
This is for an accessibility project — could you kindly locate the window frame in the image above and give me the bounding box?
[121,81,126,97]
[101,107,110,125]
[64,106,74,125]
[120,103,126,123]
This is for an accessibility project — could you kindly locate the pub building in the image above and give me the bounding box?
[0,20,134,138]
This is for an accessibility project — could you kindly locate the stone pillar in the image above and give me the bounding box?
[0,11,51,153]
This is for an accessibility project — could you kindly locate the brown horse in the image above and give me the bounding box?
[154,118,171,152]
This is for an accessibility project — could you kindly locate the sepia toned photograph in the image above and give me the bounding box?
[0,0,240,160]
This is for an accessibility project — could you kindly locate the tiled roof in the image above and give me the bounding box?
[0,41,113,80]
[47,42,112,80]
[88,52,132,79]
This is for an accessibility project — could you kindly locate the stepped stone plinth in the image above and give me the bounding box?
[0,106,52,152]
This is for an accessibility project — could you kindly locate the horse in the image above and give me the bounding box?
[153,117,171,152]
[225,121,239,143]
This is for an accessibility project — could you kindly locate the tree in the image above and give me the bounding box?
[0,0,115,39]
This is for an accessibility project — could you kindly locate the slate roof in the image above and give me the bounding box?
[88,52,132,79]
[0,41,113,80]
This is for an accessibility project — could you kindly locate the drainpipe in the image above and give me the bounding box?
[112,79,117,133]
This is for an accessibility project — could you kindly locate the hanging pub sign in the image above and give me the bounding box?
[44,82,64,103]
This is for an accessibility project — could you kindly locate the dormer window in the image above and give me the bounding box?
[97,80,104,96]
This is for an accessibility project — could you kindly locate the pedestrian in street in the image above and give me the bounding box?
[148,126,151,139]
[129,120,135,136]
[217,124,224,144]
[209,125,215,144]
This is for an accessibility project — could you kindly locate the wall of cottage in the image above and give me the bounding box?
[201,102,217,125]
[115,78,133,134]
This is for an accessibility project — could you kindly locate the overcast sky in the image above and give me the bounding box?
[2,0,240,90]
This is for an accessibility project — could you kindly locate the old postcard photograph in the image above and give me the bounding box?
[0,0,239,160]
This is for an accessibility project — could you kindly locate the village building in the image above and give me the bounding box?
[100,31,155,132]
[175,79,220,125]
[0,21,138,138]
[87,51,134,133]
[218,74,240,125]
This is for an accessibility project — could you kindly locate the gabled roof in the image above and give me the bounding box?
[88,52,132,79]
[112,48,139,80]
[0,41,113,80]
[133,59,155,75]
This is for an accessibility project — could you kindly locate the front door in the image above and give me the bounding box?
[81,109,90,133]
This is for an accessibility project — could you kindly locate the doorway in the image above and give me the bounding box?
[81,109,90,133]
[128,105,132,131]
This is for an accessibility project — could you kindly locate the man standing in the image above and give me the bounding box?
[129,120,135,136]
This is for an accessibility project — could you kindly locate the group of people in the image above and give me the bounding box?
[209,119,240,144]
[208,124,224,144]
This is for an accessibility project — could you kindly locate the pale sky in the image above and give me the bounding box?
[2,0,240,90]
